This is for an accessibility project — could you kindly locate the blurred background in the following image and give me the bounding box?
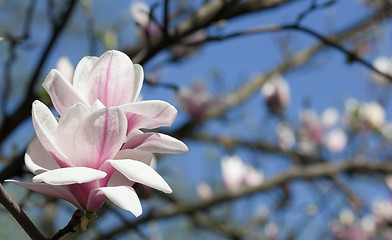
[1,0,392,239]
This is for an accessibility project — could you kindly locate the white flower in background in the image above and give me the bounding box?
[276,122,295,151]
[56,56,74,82]
[178,81,214,120]
[359,101,385,129]
[339,209,355,226]
[221,155,263,192]
[196,182,213,201]
[130,1,150,28]
[130,1,160,39]
[372,56,392,85]
[261,74,290,115]
[264,222,278,240]
[321,108,340,128]
[344,99,385,131]
[324,129,347,153]
[372,200,392,224]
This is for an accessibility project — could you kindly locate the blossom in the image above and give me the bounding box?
[177,81,215,120]
[43,50,178,136]
[221,155,263,192]
[8,101,186,216]
[8,50,188,216]
[261,74,290,115]
[276,122,295,151]
[130,1,160,39]
[372,56,392,85]
[359,101,385,129]
[196,182,213,201]
[324,129,347,153]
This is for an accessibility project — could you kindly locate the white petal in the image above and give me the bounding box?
[32,100,72,167]
[42,69,87,115]
[32,167,107,185]
[108,160,172,193]
[100,186,142,216]
[6,180,83,209]
[123,132,188,154]
[131,64,144,102]
[73,56,99,95]
[25,136,60,174]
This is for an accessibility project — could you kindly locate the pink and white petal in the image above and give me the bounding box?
[42,69,87,115]
[25,136,60,175]
[114,149,153,165]
[56,103,92,158]
[6,180,83,209]
[32,101,72,168]
[73,56,99,94]
[107,171,134,187]
[85,50,136,107]
[93,186,142,216]
[123,132,188,153]
[119,100,177,131]
[73,107,127,168]
[131,64,144,102]
[108,160,172,193]
[32,167,107,185]
[91,99,105,111]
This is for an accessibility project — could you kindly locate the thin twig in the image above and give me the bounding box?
[0,183,47,240]
[51,209,84,240]
[95,159,392,240]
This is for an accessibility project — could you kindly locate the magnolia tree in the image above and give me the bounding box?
[1,0,392,239]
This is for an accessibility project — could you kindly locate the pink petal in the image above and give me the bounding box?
[42,69,87,115]
[119,100,177,132]
[73,107,127,168]
[56,103,92,159]
[90,186,142,216]
[32,167,107,185]
[108,159,172,193]
[6,180,83,209]
[32,100,73,168]
[85,50,136,107]
[25,136,60,175]
[73,56,99,95]
[123,132,188,153]
[132,64,144,102]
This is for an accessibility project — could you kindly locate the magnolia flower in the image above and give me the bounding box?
[8,101,186,216]
[372,200,392,224]
[177,81,214,120]
[130,1,160,39]
[196,182,213,201]
[345,99,385,131]
[372,56,392,85]
[324,129,347,153]
[261,74,290,115]
[8,50,188,216]
[221,155,263,192]
[43,50,178,136]
[359,101,385,129]
[276,122,295,151]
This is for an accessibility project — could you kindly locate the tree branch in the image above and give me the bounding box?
[96,159,392,239]
[0,183,47,240]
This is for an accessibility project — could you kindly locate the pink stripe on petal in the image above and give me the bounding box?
[85,50,136,107]
[73,108,127,169]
